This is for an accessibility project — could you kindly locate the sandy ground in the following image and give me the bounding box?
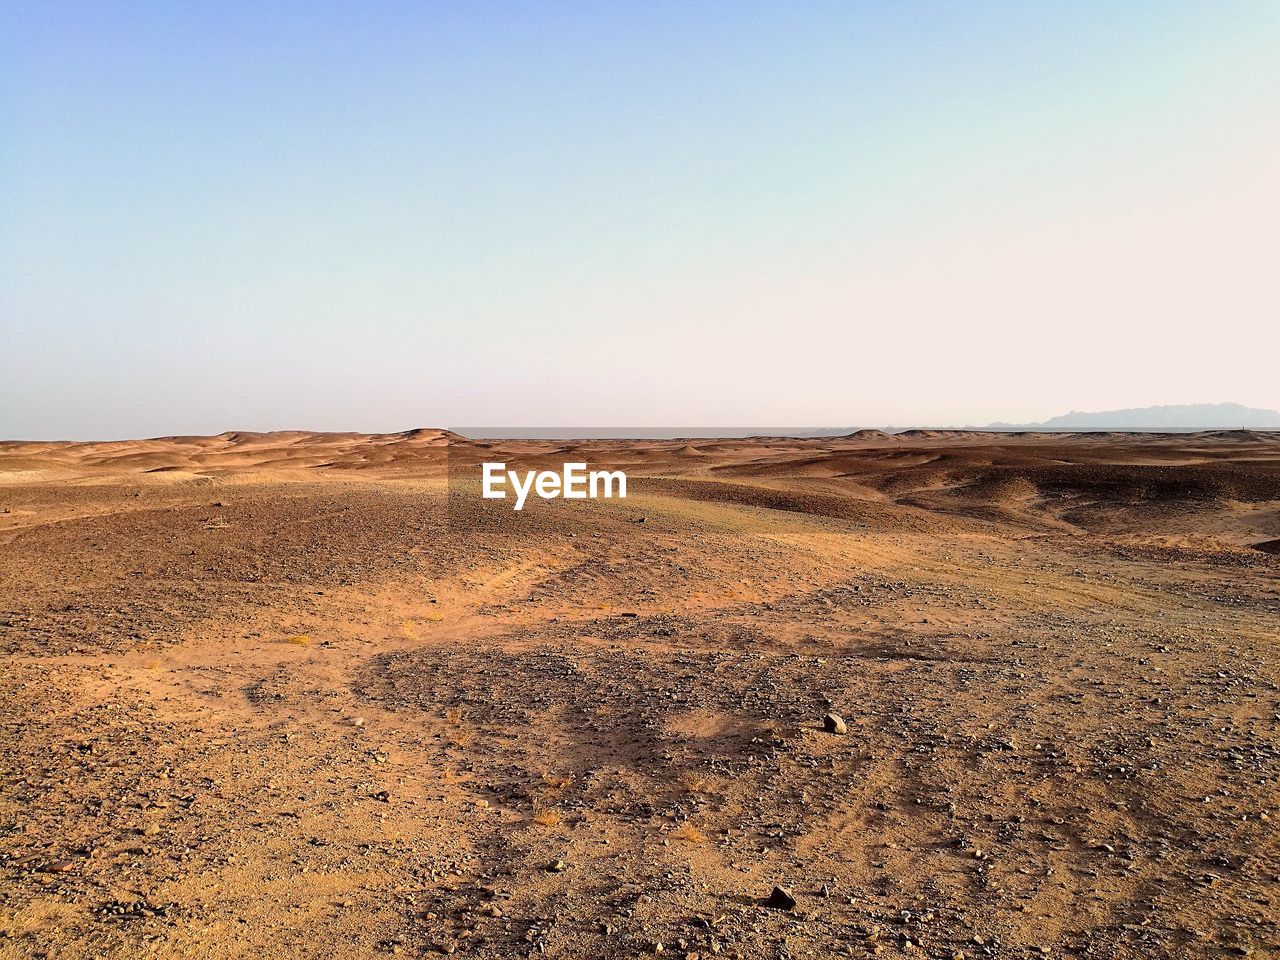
[0,429,1277,959]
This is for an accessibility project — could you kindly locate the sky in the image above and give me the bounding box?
[1,2,1278,439]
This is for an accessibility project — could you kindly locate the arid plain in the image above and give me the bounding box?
[1,430,1277,959]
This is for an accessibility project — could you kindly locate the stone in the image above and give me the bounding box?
[765,886,796,910]
[823,713,847,735]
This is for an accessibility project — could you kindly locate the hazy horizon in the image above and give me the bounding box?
[8,399,1280,443]
[3,2,1278,440]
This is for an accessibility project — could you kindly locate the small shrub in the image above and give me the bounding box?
[673,821,707,844]
[532,807,563,827]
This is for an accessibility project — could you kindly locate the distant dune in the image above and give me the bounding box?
[0,428,463,481]
[3,427,1280,507]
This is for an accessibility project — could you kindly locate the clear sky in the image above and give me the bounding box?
[2,2,1277,439]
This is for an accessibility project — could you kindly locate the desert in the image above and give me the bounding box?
[9,1,1279,955]
[0,429,1277,959]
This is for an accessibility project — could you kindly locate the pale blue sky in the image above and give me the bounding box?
[2,2,1277,438]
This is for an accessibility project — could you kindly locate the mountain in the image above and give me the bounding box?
[985,403,1280,431]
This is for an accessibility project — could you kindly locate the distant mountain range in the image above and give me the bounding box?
[454,404,1280,440]
[981,402,1280,431]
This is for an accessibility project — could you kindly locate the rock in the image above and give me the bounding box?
[823,713,847,735]
[764,886,796,910]
[546,859,567,872]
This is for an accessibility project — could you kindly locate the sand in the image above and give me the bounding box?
[0,430,1277,958]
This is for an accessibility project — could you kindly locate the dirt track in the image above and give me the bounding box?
[1,431,1278,959]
